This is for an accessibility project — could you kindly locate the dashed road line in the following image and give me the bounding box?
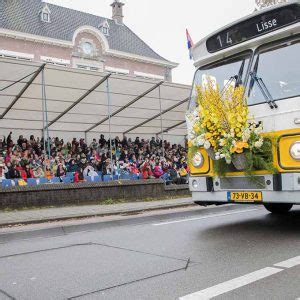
[274,256,300,269]
[180,255,300,299]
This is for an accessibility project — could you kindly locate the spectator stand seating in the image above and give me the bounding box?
[0,134,188,189]
[1,179,12,188]
[84,175,102,183]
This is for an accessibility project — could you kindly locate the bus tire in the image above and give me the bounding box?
[263,203,293,214]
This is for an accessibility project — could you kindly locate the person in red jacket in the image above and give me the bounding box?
[141,162,154,179]
[19,164,34,181]
[153,162,164,178]
[130,163,140,175]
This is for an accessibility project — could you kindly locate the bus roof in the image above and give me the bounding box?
[192,1,300,67]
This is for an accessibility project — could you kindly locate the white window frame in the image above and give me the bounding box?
[41,56,70,67]
[102,27,109,35]
[77,64,100,72]
[105,66,129,75]
[42,12,50,22]
[0,49,34,61]
[134,71,164,80]
[99,20,110,36]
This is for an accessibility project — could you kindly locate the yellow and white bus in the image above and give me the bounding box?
[188,1,300,213]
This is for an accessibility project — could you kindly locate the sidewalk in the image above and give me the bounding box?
[0,198,194,227]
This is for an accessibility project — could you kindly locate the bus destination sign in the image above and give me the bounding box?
[206,4,300,53]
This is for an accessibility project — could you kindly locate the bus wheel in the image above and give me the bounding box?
[263,203,293,214]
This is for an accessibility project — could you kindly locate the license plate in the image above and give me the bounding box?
[227,191,263,202]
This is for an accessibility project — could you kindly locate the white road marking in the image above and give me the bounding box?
[274,256,300,269]
[180,254,300,299]
[152,209,258,226]
[179,267,282,300]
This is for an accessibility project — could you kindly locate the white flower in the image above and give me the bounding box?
[242,128,251,142]
[215,155,220,160]
[193,107,199,117]
[220,154,225,158]
[242,134,250,142]
[204,140,211,150]
[254,125,263,135]
[254,138,263,149]
[196,136,205,146]
[225,158,232,164]
[219,139,225,146]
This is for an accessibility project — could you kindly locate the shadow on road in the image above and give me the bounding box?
[201,208,300,239]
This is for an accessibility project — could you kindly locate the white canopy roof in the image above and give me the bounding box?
[0,58,190,140]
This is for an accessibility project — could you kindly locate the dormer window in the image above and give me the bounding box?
[40,4,51,23]
[102,27,108,35]
[42,12,50,22]
[99,20,110,36]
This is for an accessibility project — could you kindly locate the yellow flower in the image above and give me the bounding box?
[193,124,200,133]
[205,132,212,139]
[232,141,249,154]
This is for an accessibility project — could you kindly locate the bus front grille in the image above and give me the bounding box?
[219,176,266,190]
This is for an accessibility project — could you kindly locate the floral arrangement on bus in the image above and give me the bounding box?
[186,79,275,175]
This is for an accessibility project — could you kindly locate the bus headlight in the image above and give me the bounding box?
[192,152,204,168]
[290,142,300,160]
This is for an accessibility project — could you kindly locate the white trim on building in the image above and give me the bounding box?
[0,49,34,61]
[134,71,164,80]
[40,56,70,66]
[105,66,129,75]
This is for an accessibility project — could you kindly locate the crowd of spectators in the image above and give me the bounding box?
[0,132,189,185]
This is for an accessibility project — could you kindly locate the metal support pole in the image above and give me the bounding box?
[41,68,51,158]
[84,132,88,144]
[158,85,165,158]
[106,78,114,179]
[41,77,46,156]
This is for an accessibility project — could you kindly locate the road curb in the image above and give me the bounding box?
[0,202,196,228]
[0,204,246,243]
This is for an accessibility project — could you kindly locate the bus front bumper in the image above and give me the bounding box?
[189,173,300,204]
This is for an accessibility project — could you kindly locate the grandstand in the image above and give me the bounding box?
[0,57,190,144]
[0,57,190,190]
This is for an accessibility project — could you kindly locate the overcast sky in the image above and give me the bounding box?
[47,0,255,85]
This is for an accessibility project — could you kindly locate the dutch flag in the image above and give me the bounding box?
[186,29,194,60]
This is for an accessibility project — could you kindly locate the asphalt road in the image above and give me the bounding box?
[0,204,299,300]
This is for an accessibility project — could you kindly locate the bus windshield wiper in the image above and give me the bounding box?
[235,59,245,88]
[248,55,278,109]
[221,59,245,95]
[221,75,237,95]
[249,72,278,109]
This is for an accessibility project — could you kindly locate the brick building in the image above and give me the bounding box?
[0,0,177,81]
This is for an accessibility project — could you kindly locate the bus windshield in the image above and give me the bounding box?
[247,38,300,105]
[189,52,251,112]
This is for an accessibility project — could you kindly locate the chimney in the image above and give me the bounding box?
[111,0,125,25]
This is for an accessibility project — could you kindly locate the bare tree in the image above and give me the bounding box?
[255,0,289,9]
